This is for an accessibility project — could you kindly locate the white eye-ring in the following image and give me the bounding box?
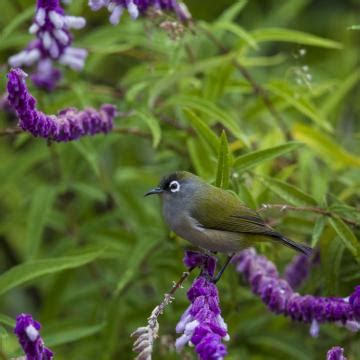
[169,180,180,193]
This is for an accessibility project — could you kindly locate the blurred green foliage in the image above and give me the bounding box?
[0,0,359,359]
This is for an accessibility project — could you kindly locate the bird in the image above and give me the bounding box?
[145,171,312,280]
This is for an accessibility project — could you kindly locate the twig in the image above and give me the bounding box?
[159,116,195,135]
[259,203,359,227]
[113,127,152,139]
[131,268,194,360]
[197,24,291,139]
[0,127,22,136]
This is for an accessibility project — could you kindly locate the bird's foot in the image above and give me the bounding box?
[209,253,235,284]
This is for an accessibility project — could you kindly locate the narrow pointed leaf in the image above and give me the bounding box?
[234,142,301,173]
[26,186,57,259]
[45,323,105,347]
[218,0,248,22]
[216,131,231,188]
[0,247,105,296]
[213,22,258,50]
[267,82,332,131]
[166,95,249,147]
[137,110,161,148]
[262,177,317,206]
[293,123,360,168]
[251,28,342,49]
[329,216,360,261]
[184,109,219,153]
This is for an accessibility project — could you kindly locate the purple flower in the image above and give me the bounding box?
[175,251,229,360]
[89,0,191,25]
[234,248,360,337]
[284,251,320,290]
[7,68,116,142]
[327,346,347,360]
[284,254,310,289]
[14,313,53,360]
[8,0,87,90]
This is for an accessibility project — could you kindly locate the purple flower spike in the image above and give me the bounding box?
[14,313,53,360]
[327,346,347,360]
[88,0,191,25]
[8,0,87,89]
[7,68,116,142]
[234,248,360,337]
[284,254,310,289]
[175,251,229,360]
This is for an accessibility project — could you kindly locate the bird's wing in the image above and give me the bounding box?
[189,186,274,236]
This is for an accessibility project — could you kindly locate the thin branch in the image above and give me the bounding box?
[131,268,194,360]
[197,24,291,139]
[0,127,22,136]
[258,203,359,227]
[113,127,152,139]
[159,116,195,135]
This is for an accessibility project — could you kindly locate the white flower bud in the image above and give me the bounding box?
[64,16,86,29]
[49,11,64,28]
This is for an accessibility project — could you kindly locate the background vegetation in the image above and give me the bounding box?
[0,0,359,359]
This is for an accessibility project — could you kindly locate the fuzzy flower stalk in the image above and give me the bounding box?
[14,313,53,360]
[7,68,116,142]
[8,0,87,90]
[88,0,191,25]
[234,248,360,337]
[175,251,229,360]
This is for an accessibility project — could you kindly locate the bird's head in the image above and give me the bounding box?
[145,171,201,202]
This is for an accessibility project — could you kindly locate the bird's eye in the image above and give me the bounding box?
[169,180,180,193]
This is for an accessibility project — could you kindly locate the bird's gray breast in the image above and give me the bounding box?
[162,200,244,253]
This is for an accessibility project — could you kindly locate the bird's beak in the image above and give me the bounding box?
[144,187,163,196]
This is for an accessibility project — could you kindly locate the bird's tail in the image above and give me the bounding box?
[270,233,313,257]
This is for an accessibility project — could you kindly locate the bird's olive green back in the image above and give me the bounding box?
[189,183,275,236]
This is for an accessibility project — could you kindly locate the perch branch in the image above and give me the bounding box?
[131,268,194,360]
[0,127,22,136]
[259,203,358,227]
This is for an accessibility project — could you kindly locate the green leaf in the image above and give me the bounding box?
[0,6,34,40]
[293,123,360,168]
[0,314,15,328]
[262,177,317,206]
[321,227,344,295]
[167,95,249,147]
[45,323,105,347]
[348,25,360,30]
[329,216,360,261]
[213,22,259,50]
[184,109,219,153]
[71,140,101,178]
[321,70,360,116]
[0,247,105,296]
[149,53,236,107]
[311,217,325,247]
[187,138,214,180]
[136,110,161,148]
[233,142,301,173]
[248,335,310,360]
[216,131,231,189]
[267,81,332,131]
[114,237,160,296]
[236,179,258,209]
[251,27,342,49]
[218,0,248,22]
[26,186,57,259]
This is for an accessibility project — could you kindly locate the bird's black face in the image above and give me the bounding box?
[145,172,186,197]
